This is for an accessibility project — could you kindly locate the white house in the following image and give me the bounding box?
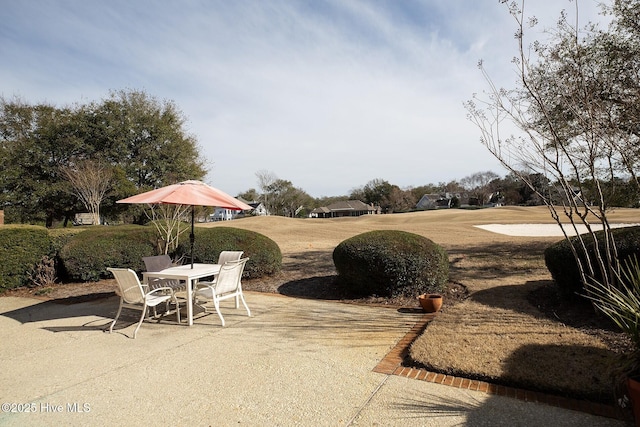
[209,200,267,221]
[249,202,268,216]
[210,208,237,221]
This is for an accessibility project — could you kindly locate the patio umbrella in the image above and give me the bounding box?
[117,180,252,268]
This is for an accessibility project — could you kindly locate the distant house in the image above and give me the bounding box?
[209,199,267,221]
[310,200,379,218]
[487,192,505,207]
[248,202,268,216]
[209,198,268,221]
[309,206,331,218]
[210,207,237,221]
[416,194,453,210]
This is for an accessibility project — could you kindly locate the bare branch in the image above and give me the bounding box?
[60,159,113,225]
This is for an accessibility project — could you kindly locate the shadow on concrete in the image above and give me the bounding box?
[42,320,111,333]
[1,294,185,335]
[390,382,627,426]
[1,294,117,324]
[277,275,345,300]
[391,392,481,422]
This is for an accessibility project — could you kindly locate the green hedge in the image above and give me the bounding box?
[180,226,282,279]
[48,228,88,280]
[0,226,52,290]
[332,230,449,298]
[544,226,640,298]
[48,228,87,254]
[1,224,283,287]
[59,225,158,281]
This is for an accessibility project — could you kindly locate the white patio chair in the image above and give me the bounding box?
[217,250,244,265]
[107,267,178,339]
[194,250,244,285]
[142,255,187,322]
[142,255,187,291]
[194,258,250,326]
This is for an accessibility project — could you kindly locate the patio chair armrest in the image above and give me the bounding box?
[147,287,175,296]
[194,282,214,291]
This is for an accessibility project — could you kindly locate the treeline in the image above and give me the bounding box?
[239,170,640,218]
[2,89,637,227]
[0,90,205,226]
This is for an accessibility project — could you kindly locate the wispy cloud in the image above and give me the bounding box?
[0,0,608,197]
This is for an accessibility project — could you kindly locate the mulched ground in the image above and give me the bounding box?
[3,279,118,303]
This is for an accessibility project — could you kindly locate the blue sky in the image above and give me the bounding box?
[1,0,607,198]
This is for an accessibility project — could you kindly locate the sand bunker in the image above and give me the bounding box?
[475,223,639,237]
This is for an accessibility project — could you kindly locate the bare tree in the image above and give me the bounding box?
[460,171,500,205]
[465,0,640,289]
[61,159,113,225]
[265,179,312,217]
[145,203,190,256]
[385,186,417,212]
[256,169,277,215]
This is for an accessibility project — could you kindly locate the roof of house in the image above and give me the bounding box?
[327,200,375,211]
[419,194,444,201]
[310,206,331,214]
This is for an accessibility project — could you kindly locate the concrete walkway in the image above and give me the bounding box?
[0,293,629,426]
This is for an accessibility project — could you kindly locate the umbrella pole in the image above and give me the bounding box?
[190,206,195,269]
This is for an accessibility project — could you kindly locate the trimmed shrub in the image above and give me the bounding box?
[545,226,640,298]
[0,226,52,291]
[48,227,88,281]
[332,230,449,298]
[59,225,158,281]
[48,228,87,254]
[180,227,282,279]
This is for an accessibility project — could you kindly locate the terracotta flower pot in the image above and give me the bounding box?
[418,294,443,313]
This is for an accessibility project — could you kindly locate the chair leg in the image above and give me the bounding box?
[174,296,181,323]
[239,294,251,317]
[109,299,124,333]
[213,298,225,327]
[132,305,148,339]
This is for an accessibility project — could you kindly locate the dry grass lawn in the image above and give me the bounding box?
[6,206,639,403]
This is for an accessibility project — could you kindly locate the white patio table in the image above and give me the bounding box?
[143,263,220,326]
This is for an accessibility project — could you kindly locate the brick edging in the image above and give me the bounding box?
[373,313,627,421]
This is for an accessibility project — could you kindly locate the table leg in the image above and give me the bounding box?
[186,278,193,326]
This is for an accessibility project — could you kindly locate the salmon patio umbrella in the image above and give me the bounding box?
[117,180,252,268]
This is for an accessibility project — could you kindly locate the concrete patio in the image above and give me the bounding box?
[0,292,628,426]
